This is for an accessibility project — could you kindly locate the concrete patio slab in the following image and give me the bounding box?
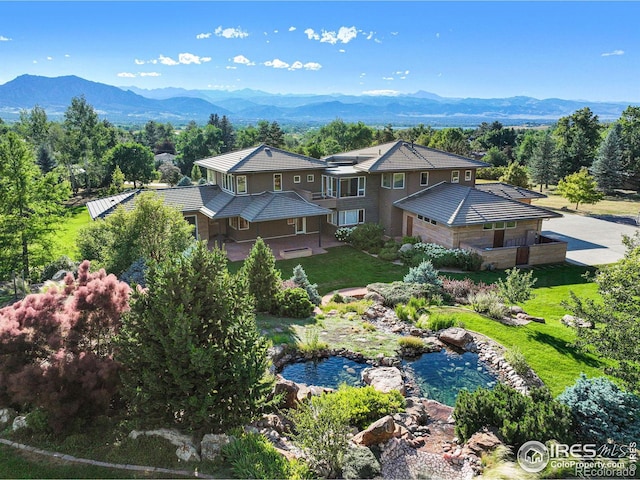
[542,213,639,266]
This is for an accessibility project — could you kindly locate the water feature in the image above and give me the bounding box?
[280,356,367,389]
[404,349,498,407]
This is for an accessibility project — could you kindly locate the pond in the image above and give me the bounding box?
[404,349,498,407]
[280,356,367,389]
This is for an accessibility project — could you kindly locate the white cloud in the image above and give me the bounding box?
[134,59,145,65]
[47,56,53,61]
[178,52,211,64]
[337,26,357,43]
[436,32,440,39]
[289,61,303,70]
[602,49,624,57]
[405,70,410,75]
[196,32,212,39]
[140,72,161,77]
[366,31,374,40]
[304,28,319,40]
[117,72,136,78]
[65,54,70,58]
[159,54,179,66]
[226,66,237,70]
[274,30,278,34]
[0,35,11,41]
[374,38,382,44]
[360,73,366,77]
[339,49,345,53]
[303,62,322,71]
[215,26,249,39]
[320,31,337,44]
[289,26,296,32]
[391,32,398,36]
[233,54,255,66]
[362,89,400,96]
[264,58,289,69]
[383,76,394,81]
[33,60,37,64]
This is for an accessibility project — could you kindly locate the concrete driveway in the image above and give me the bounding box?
[541,213,639,266]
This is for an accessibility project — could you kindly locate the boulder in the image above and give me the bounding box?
[254,413,294,436]
[352,415,396,446]
[364,292,384,304]
[561,314,593,329]
[361,367,406,395]
[0,408,17,429]
[405,397,429,425]
[439,327,473,348]
[462,429,503,457]
[399,243,414,253]
[176,443,201,462]
[51,270,70,282]
[273,375,299,408]
[516,312,545,323]
[509,305,525,315]
[201,433,233,461]
[129,428,199,462]
[12,416,27,431]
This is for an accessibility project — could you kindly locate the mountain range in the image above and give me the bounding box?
[0,74,634,127]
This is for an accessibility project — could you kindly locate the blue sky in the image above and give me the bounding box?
[0,1,638,101]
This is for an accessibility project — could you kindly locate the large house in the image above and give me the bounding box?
[86,141,567,269]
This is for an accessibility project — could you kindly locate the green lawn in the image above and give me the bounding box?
[51,205,92,261]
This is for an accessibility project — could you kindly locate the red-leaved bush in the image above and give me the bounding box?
[0,261,130,432]
[442,278,497,305]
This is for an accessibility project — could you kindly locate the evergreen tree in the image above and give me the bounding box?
[591,123,624,194]
[108,165,125,194]
[36,143,56,173]
[291,264,322,306]
[117,242,273,431]
[190,163,202,181]
[241,237,281,312]
[529,132,557,191]
[268,121,285,148]
[219,115,236,152]
[556,167,604,210]
[499,161,529,188]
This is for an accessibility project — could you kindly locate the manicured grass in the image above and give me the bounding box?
[534,187,640,216]
[231,246,408,294]
[51,205,92,261]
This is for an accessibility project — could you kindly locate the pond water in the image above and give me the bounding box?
[404,349,498,407]
[280,356,367,389]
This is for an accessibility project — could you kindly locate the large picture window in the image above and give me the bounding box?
[339,176,366,197]
[222,173,235,193]
[339,209,365,226]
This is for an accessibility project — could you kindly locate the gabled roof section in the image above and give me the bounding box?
[475,182,547,200]
[86,189,139,219]
[240,191,331,222]
[394,182,561,227]
[195,144,327,174]
[324,140,489,173]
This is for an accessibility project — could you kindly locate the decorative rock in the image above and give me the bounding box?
[462,429,503,457]
[405,397,429,424]
[516,312,545,323]
[201,433,233,461]
[509,305,525,315]
[51,270,70,281]
[362,367,406,394]
[561,314,593,329]
[254,413,294,436]
[176,443,201,462]
[439,327,473,348]
[399,243,414,253]
[352,415,396,446]
[364,292,384,304]
[129,429,199,462]
[12,415,27,431]
[273,375,299,408]
[0,408,17,429]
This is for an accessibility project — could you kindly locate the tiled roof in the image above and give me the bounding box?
[475,182,547,200]
[195,144,327,173]
[324,140,489,173]
[86,185,331,224]
[394,182,561,226]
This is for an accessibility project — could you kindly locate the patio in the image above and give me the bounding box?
[208,233,344,262]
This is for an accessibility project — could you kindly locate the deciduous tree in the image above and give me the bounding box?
[556,167,603,210]
[105,142,154,188]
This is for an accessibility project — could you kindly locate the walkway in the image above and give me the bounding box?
[542,212,638,266]
[213,234,343,262]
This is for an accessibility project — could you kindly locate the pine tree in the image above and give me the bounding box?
[117,242,273,431]
[241,237,281,312]
[36,144,56,173]
[291,264,322,306]
[591,123,624,194]
[190,163,202,181]
[529,132,557,191]
[108,165,125,194]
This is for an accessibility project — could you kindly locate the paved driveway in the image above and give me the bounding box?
[541,213,639,266]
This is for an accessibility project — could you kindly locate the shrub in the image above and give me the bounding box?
[361,321,376,332]
[377,248,399,261]
[176,175,192,186]
[367,281,440,307]
[40,255,78,282]
[368,245,381,255]
[0,261,130,433]
[401,236,421,245]
[476,166,507,181]
[275,288,314,319]
[297,326,328,354]
[290,265,322,306]
[468,291,504,317]
[487,301,509,320]
[335,227,354,242]
[222,432,296,480]
[342,447,381,479]
[349,223,384,251]
[241,237,281,312]
[454,383,573,450]
[158,162,181,186]
[119,258,147,287]
[557,374,640,444]
[400,243,482,271]
[442,278,497,305]
[289,394,352,477]
[496,268,537,304]
[398,336,424,350]
[504,347,530,376]
[404,260,443,288]
[330,292,345,303]
[424,312,458,331]
[321,299,372,316]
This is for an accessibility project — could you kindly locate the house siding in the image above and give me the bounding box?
[227,216,321,242]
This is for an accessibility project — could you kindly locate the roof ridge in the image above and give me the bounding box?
[394,181,445,204]
[228,144,263,173]
[448,184,473,225]
[365,140,403,172]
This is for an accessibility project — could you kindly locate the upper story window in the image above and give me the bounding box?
[307,174,315,183]
[339,176,366,197]
[206,169,217,184]
[420,172,429,186]
[293,175,301,184]
[381,173,392,189]
[273,173,283,192]
[322,175,338,198]
[236,175,247,194]
[451,170,460,183]
[222,173,235,193]
[393,173,405,189]
[465,170,472,182]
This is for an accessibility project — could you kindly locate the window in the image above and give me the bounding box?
[494,222,505,230]
[506,221,517,229]
[273,173,283,191]
[229,217,249,230]
[420,172,429,186]
[307,174,314,183]
[184,215,198,239]
[339,176,366,197]
[287,218,296,225]
[293,175,301,184]
[236,175,247,194]
[222,173,235,193]
[339,209,365,226]
[417,214,437,225]
[381,173,392,189]
[229,217,237,229]
[393,173,405,189]
[465,170,472,181]
[451,170,460,183]
[483,223,493,230]
[206,169,216,184]
[323,175,338,197]
[327,211,337,225]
